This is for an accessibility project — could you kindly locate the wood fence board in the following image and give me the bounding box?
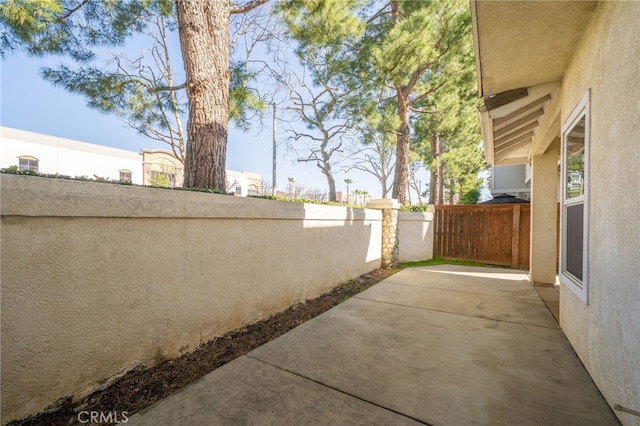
[433,204,532,268]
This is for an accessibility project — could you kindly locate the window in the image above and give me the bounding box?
[119,170,132,182]
[148,158,179,187]
[149,171,176,188]
[560,91,590,303]
[235,185,242,195]
[18,156,38,172]
[247,184,259,196]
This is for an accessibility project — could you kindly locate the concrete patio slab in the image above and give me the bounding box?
[250,298,613,425]
[385,266,540,300]
[129,265,619,426]
[130,356,422,426]
[357,280,559,329]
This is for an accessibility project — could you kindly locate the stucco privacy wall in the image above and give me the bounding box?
[398,211,434,262]
[557,2,640,424]
[0,175,382,423]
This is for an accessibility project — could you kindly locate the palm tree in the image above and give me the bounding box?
[287,177,295,198]
[344,178,353,204]
[361,190,369,206]
[353,189,362,206]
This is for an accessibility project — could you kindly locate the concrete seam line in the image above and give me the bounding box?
[351,296,563,331]
[532,285,560,326]
[379,280,541,301]
[613,404,640,418]
[245,354,433,426]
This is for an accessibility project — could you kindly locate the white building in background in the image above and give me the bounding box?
[1,127,143,184]
[0,127,262,195]
[227,169,262,196]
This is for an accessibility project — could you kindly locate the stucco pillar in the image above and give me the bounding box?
[530,138,560,284]
[367,199,400,269]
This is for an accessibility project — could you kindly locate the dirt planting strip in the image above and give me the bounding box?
[11,268,394,426]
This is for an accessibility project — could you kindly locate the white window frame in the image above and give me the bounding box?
[247,184,259,196]
[119,169,132,182]
[560,91,590,303]
[18,155,39,172]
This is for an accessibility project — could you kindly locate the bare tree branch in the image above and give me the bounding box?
[230,0,270,15]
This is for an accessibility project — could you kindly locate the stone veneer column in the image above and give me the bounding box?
[366,199,401,269]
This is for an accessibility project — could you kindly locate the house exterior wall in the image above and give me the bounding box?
[558,2,640,423]
[529,140,559,284]
[0,127,143,184]
[0,174,382,423]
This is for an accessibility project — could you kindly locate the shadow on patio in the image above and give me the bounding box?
[129,265,618,425]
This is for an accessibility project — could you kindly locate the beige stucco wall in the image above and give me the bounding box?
[398,211,434,262]
[558,2,640,424]
[529,139,559,285]
[0,175,382,423]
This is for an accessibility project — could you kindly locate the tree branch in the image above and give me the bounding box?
[366,2,391,23]
[152,82,187,92]
[230,0,270,15]
[409,106,438,114]
[60,0,90,21]
[405,61,433,96]
[410,79,447,105]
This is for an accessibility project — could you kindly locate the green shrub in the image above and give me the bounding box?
[248,194,356,207]
[400,204,429,212]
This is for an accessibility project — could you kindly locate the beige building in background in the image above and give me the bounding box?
[472,1,640,424]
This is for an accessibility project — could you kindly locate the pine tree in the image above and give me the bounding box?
[0,0,269,191]
[411,7,485,205]
[276,0,472,204]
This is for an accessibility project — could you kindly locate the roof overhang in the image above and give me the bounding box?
[479,82,560,165]
[471,0,597,165]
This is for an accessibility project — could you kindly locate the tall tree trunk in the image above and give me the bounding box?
[415,180,423,205]
[381,172,390,198]
[176,0,229,190]
[322,157,337,202]
[379,141,391,198]
[320,134,337,202]
[429,168,438,204]
[448,180,455,205]
[428,134,446,205]
[392,93,410,204]
[326,173,336,202]
[437,154,445,205]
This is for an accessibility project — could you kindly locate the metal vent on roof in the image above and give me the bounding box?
[483,88,528,111]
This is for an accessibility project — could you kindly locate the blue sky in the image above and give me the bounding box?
[1,52,425,198]
[0,10,436,201]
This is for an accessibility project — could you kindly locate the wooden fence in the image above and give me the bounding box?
[433,204,531,268]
